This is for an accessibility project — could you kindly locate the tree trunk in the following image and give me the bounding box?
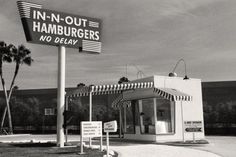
[0,61,3,132]
[0,107,7,132]
[5,98,13,134]
[0,77,13,134]
[0,64,19,134]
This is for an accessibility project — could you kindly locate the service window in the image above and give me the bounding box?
[140,98,155,134]
[156,99,175,134]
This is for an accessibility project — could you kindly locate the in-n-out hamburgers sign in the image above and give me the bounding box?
[17,1,101,53]
[17,1,102,147]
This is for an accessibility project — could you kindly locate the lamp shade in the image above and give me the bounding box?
[168,72,177,77]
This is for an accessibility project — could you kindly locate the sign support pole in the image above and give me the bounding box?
[106,132,109,157]
[193,124,196,143]
[65,96,68,143]
[100,135,103,151]
[57,45,66,147]
[80,122,84,154]
[180,101,185,142]
[104,121,117,157]
[193,132,196,143]
[119,107,122,138]
[89,91,92,148]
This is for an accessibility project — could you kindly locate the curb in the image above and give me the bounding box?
[0,134,31,137]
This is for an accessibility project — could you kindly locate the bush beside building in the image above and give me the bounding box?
[202,81,236,135]
[0,88,119,134]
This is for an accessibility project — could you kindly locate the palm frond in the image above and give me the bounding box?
[8,44,16,52]
[18,45,25,51]
[11,46,18,55]
[23,56,33,66]
[0,47,9,54]
[3,55,12,63]
[0,41,6,47]
[24,49,31,55]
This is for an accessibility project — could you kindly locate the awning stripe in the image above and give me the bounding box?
[153,88,192,101]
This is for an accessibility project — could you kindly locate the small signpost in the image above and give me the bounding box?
[184,121,203,142]
[80,121,103,154]
[104,121,117,157]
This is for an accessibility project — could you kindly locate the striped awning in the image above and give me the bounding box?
[153,88,192,101]
[66,82,154,98]
[110,88,192,109]
[66,82,192,105]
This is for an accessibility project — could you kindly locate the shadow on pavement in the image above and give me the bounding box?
[11,142,56,147]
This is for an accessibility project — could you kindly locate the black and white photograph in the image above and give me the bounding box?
[0,0,236,157]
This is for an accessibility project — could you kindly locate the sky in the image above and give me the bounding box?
[1,0,236,89]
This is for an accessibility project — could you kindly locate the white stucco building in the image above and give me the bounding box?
[121,75,204,142]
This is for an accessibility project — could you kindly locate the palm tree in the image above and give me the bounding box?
[0,41,14,134]
[0,42,33,134]
[11,44,33,90]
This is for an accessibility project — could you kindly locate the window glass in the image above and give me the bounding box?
[124,98,175,135]
[156,99,175,134]
[140,99,155,134]
[44,108,55,115]
[124,100,138,134]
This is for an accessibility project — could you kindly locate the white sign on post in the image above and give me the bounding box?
[184,121,203,132]
[184,120,203,143]
[81,121,102,137]
[104,120,117,157]
[104,120,118,133]
[80,121,102,154]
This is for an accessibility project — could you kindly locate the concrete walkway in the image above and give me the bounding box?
[0,134,222,157]
[110,144,221,157]
[191,136,236,157]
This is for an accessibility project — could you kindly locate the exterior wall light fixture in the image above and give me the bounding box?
[168,59,189,80]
